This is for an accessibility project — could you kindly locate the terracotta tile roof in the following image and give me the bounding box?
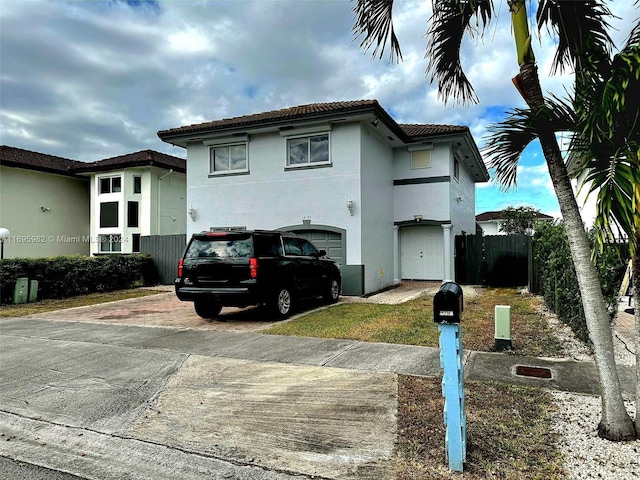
[158,100,475,146]
[71,150,186,174]
[158,100,382,137]
[1,145,85,176]
[399,124,468,137]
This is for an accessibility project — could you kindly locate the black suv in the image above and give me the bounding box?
[175,230,341,318]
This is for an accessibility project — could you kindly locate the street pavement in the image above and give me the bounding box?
[0,285,635,479]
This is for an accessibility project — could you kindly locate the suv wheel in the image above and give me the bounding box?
[323,278,340,304]
[273,287,293,318]
[194,301,222,319]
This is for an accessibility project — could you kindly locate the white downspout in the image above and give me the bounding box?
[157,169,173,234]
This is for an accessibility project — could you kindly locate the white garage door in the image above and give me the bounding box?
[401,227,444,280]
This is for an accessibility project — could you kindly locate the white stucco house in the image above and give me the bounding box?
[72,150,187,254]
[0,146,186,258]
[476,210,554,235]
[566,154,598,229]
[158,100,489,295]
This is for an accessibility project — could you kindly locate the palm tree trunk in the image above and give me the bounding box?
[634,204,640,434]
[515,61,635,439]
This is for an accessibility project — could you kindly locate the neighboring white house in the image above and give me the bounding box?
[0,146,186,258]
[158,100,489,295]
[72,150,187,254]
[566,154,598,229]
[476,210,554,236]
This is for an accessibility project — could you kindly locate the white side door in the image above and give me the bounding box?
[401,227,444,280]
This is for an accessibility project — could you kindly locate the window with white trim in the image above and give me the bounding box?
[209,143,248,174]
[454,158,460,181]
[286,133,330,168]
[99,234,121,253]
[99,176,122,194]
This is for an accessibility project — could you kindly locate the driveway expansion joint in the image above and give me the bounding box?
[319,340,362,367]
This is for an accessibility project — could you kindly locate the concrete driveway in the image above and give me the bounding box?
[27,289,289,332]
[26,282,441,332]
[0,283,438,479]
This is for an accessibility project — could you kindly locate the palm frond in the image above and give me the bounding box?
[623,17,640,50]
[484,98,578,190]
[537,0,614,77]
[425,0,494,106]
[483,109,539,190]
[586,158,640,243]
[352,0,403,63]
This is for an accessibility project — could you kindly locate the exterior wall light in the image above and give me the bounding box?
[188,207,197,221]
[0,227,10,259]
[346,199,355,216]
[414,215,423,222]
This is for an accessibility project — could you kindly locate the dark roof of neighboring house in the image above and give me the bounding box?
[1,146,186,175]
[0,145,85,176]
[70,150,186,174]
[476,210,554,221]
[158,99,471,142]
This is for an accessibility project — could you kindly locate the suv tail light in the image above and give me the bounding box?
[249,257,259,279]
[178,257,184,278]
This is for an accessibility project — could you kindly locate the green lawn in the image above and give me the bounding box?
[264,288,565,357]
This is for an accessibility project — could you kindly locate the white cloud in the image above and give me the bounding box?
[1,0,635,212]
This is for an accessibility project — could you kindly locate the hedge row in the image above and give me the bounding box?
[533,221,627,344]
[0,254,158,304]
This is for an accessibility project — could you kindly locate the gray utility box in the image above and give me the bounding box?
[13,277,29,304]
[29,280,39,302]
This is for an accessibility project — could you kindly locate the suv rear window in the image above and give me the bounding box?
[186,235,252,258]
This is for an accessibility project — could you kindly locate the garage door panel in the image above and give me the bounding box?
[296,229,344,268]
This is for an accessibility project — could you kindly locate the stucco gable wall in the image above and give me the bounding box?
[184,123,363,264]
[393,143,452,223]
[360,126,394,293]
[0,166,89,258]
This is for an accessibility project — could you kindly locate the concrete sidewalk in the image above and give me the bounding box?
[1,316,635,398]
[0,317,635,480]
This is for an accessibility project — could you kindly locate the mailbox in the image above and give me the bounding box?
[433,281,463,323]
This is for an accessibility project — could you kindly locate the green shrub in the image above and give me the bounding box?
[533,221,627,344]
[0,254,158,304]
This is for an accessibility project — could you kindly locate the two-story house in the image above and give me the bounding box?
[158,100,489,295]
[0,146,186,258]
[72,150,187,254]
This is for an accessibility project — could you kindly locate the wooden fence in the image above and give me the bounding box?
[455,234,532,288]
[140,234,187,285]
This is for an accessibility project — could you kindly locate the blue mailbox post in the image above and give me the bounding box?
[433,281,466,472]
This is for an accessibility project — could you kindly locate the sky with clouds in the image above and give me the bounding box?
[1,0,637,219]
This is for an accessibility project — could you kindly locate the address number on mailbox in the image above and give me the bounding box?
[433,281,464,324]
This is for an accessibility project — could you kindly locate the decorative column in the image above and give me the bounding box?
[442,224,453,281]
[393,225,400,284]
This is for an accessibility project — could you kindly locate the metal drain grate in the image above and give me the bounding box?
[515,365,552,379]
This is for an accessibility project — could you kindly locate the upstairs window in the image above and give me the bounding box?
[286,133,330,168]
[133,176,142,194]
[99,202,118,228]
[210,143,248,175]
[127,201,139,228]
[99,176,121,194]
[411,150,431,169]
[453,158,460,181]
